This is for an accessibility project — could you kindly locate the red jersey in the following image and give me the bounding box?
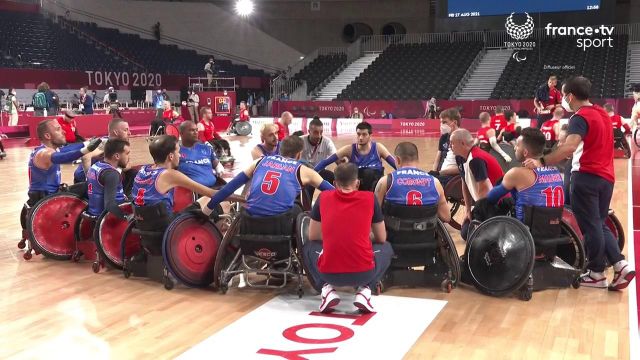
[610,114,631,134]
[57,117,77,143]
[476,127,491,144]
[543,87,562,108]
[275,121,289,141]
[541,119,559,142]
[239,109,250,122]
[198,119,220,142]
[503,122,517,135]
[572,105,614,183]
[317,190,375,273]
[490,114,507,132]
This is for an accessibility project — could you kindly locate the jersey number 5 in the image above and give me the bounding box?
[261,171,281,195]
[541,186,564,207]
[134,188,146,206]
[406,190,423,205]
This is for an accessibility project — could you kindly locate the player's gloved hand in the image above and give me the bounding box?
[82,137,103,154]
[502,154,512,163]
[428,170,440,177]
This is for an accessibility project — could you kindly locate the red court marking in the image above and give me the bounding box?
[632,151,640,327]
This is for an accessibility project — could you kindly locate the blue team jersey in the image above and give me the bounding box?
[246,155,302,217]
[87,161,126,216]
[513,166,565,222]
[178,143,217,187]
[350,142,383,170]
[257,143,280,157]
[28,145,61,194]
[385,167,439,206]
[131,165,174,213]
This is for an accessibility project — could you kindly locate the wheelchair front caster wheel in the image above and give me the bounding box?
[72,251,82,262]
[572,277,581,289]
[164,276,174,291]
[220,283,228,295]
[23,251,32,260]
[123,268,131,278]
[92,261,100,273]
[297,288,304,299]
[441,279,453,293]
[17,240,26,249]
[519,288,532,301]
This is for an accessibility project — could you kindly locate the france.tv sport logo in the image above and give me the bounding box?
[505,13,535,63]
[544,24,615,51]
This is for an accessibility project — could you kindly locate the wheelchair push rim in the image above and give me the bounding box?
[464,216,535,297]
[96,203,141,269]
[163,212,224,287]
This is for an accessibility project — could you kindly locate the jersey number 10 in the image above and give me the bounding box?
[541,186,564,207]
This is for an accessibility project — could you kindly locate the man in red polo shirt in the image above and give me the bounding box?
[534,75,562,129]
[57,110,85,143]
[524,76,634,290]
[451,128,504,240]
[303,163,392,313]
[275,111,292,140]
[197,106,222,142]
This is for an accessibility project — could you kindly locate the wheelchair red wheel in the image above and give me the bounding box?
[164,212,222,287]
[556,220,587,271]
[27,193,87,260]
[173,186,196,213]
[95,203,141,269]
[163,212,223,287]
[165,124,180,139]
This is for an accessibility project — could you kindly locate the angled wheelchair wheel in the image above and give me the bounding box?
[606,211,625,252]
[295,212,321,294]
[634,128,640,148]
[173,186,197,213]
[165,124,180,139]
[436,220,461,288]
[163,212,223,287]
[556,220,587,271]
[27,193,88,260]
[464,216,535,297]
[95,203,141,269]
[444,175,465,230]
[213,215,242,290]
[74,209,96,245]
[234,121,252,136]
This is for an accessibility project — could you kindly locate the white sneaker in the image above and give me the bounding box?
[319,284,340,313]
[579,270,608,288]
[353,286,374,313]
[609,260,636,291]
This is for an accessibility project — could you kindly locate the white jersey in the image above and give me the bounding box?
[300,135,337,167]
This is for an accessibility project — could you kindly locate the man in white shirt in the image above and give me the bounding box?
[300,117,337,198]
[187,90,200,123]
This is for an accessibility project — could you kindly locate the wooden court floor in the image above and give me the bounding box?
[0,134,631,359]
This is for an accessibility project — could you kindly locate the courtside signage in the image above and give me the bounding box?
[178,294,446,359]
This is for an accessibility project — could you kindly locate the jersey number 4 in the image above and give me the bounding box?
[134,188,146,206]
[406,190,423,205]
[541,186,564,207]
[261,171,281,195]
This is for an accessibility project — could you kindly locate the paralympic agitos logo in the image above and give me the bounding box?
[504,13,536,63]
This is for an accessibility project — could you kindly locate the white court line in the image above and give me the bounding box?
[628,156,639,359]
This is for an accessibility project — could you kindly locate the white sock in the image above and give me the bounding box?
[613,260,628,272]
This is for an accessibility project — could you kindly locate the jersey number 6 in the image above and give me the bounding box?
[406,190,423,206]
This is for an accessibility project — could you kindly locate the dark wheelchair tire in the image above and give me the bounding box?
[213,215,242,290]
[295,212,321,295]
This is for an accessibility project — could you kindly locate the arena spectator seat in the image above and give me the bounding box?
[336,42,483,100]
[293,54,347,95]
[0,11,131,71]
[491,35,628,99]
[0,10,265,77]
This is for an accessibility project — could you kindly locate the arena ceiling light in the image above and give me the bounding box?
[235,0,254,17]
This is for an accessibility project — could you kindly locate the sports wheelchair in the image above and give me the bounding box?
[613,128,631,159]
[148,121,180,141]
[377,203,460,293]
[462,201,586,301]
[19,183,88,261]
[226,117,252,136]
[120,197,225,290]
[214,207,305,297]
